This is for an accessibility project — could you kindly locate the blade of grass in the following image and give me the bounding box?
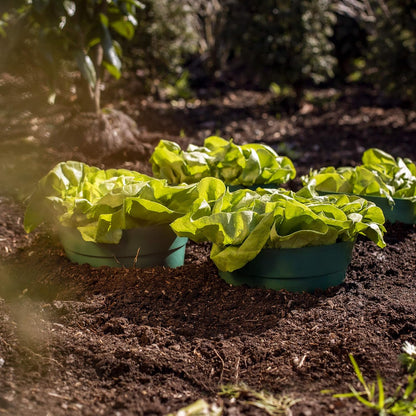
[377,374,385,409]
[404,375,415,400]
[349,354,373,399]
[328,343,416,416]
[349,387,379,409]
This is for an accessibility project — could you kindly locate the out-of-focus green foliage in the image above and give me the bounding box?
[331,12,367,81]
[0,0,143,111]
[364,0,416,103]
[3,0,416,108]
[332,0,416,103]
[195,0,336,95]
[126,0,199,94]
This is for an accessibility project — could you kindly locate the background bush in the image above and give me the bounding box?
[364,0,416,104]
[0,0,143,112]
[126,0,199,94]
[192,0,337,96]
[2,0,416,107]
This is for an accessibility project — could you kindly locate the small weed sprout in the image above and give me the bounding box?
[326,342,416,415]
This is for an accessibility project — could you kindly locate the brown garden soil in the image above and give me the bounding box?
[0,74,416,415]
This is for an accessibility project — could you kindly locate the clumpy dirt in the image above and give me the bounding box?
[0,78,416,415]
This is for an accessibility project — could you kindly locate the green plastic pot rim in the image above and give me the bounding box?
[317,190,416,224]
[65,247,181,259]
[58,225,188,268]
[318,190,412,203]
[218,240,355,292]
[253,240,354,252]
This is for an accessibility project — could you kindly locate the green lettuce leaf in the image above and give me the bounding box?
[171,187,386,272]
[24,161,226,244]
[150,136,296,186]
[302,148,416,203]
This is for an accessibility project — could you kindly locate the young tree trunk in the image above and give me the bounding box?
[92,44,104,115]
[77,79,96,113]
[77,45,103,114]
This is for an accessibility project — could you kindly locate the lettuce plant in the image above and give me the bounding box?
[24,161,225,244]
[303,148,416,203]
[171,187,386,272]
[150,136,296,186]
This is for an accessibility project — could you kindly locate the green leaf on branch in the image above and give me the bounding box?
[110,19,135,40]
[123,0,145,10]
[99,12,109,28]
[75,51,97,88]
[63,1,76,17]
[103,61,121,79]
[126,13,138,27]
[101,24,122,78]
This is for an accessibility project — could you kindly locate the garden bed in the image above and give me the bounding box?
[0,81,416,415]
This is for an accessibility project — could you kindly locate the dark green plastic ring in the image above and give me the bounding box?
[219,241,355,292]
[58,225,188,268]
[318,191,416,224]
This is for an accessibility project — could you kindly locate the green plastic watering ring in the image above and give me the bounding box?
[361,195,415,224]
[58,225,188,268]
[318,191,416,224]
[218,241,355,292]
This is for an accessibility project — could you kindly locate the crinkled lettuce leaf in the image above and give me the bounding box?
[171,187,386,272]
[150,136,296,186]
[24,161,226,244]
[302,148,416,203]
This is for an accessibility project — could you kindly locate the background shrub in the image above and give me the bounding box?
[126,0,199,95]
[364,0,416,104]
[2,0,416,108]
[0,0,143,112]
[193,0,337,98]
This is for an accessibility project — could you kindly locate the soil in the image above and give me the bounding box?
[0,75,416,416]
